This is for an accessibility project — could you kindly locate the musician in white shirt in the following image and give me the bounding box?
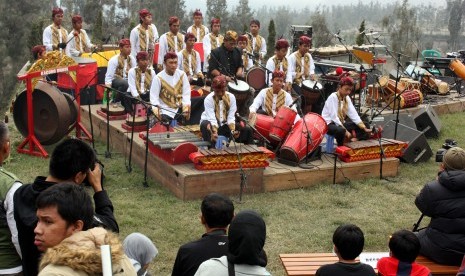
[186,9,209,42]
[150,52,191,123]
[202,18,223,73]
[237,35,253,71]
[157,16,184,71]
[127,51,155,114]
[129,9,159,59]
[247,19,267,64]
[65,15,95,57]
[266,39,292,91]
[177,32,204,86]
[43,7,68,52]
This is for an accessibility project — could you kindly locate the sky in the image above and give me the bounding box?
[184,0,443,12]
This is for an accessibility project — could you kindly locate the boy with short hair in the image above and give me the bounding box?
[316,224,376,276]
[377,230,431,276]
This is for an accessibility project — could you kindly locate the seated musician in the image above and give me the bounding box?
[177,32,204,86]
[31,45,46,61]
[127,51,155,114]
[150,52,191,124]
[266,39,292,91]
[249,70,299,121]
[200,75,253,148]
[321,75,371,146]
[65,15,96,57]
[105,39,136,111]
[237,35,253,71]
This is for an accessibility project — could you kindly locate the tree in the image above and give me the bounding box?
[309,11,332,48]
[229,0,254,33]
[356,20,366,46]
[206,0,229,29]
[266,19,276,60]
[448,0,463,50]
[94,10,104,43]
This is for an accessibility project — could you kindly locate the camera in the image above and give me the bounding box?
[435,139,458,162]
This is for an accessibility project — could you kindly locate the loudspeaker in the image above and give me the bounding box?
[383,121,433,163]
[371,113,416,129]
[414,105,442,138]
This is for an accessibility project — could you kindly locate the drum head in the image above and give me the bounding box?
[228,80,249,92]
[302,80,323,90]
[246,67,266,90]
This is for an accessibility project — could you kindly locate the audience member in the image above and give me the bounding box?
[377,229,431,276]
[172,193,234,276]
[194,210,270,276]
[35,183,135,275]
[124,232,158,276]
[13,138,119,276]
[315,224,376,276]
[0,122,22,275]
[415,147,465,266]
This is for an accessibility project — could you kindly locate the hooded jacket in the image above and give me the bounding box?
[38,227,136,276]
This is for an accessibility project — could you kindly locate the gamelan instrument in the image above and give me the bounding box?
[335,139,407,162]
[389,90,423,109]
[301,80,323,114]
[280,113,328,163]
[246,67,266,90]
[249,113,274,143]
[269,106,297,142]
[189,145,275,170]
[147,131,210,164]
[227,80,250,110]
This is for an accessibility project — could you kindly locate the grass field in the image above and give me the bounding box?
[5,111,464,275]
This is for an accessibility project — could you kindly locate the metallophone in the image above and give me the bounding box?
[335,139,407,162]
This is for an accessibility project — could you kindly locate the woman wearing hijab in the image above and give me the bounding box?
[123,233,159,276]
[194,210,271,276]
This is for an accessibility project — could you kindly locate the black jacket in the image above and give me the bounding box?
[415,170,465,253]
[13,176,119,276]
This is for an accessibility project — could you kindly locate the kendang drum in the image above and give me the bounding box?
[280,113,328,163]
[366,84,383,106]
[249,113,273,143]
[227,80,250,111]
[301,80,323,114]
[389,89,423,109]
[420,72,437,93]
[269,106,297,142]
[449,58,465,80]
[246,67,266,90]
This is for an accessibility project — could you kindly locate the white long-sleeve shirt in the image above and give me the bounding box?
[200,92,237,129]
[65,29,94,57]
[104,54,137,85]
[249,88,295,116]
[43,24,68,52]
[286,52,315,83]
[177,49,202,76]
[127,67,156,97]
[202,33,223,70]
[250,35,267,60]
[3,179,22,274]
[186,25,209,41]
[321,92,362,126]
[129,24,159,58]
[265,56,292,84]
[150,69,191,118]
[157,32,185,65]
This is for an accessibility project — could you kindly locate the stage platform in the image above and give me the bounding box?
[79,105,405,200]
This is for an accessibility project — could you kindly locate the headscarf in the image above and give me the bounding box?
[227,210,267,267]
[123,233,158,272]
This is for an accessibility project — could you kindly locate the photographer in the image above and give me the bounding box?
[12,138,118,276]
[414,146,465,266]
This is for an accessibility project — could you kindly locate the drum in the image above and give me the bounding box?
[366,84,382,106]
[270,106,297,141]
[194,42,204,62]
[227,80,250,111]
[280,113,328,163]
[301,80,323,113]
[437,81,450,95]
[384,79,405,97]
[250,113,273,142]
[420,72,437,93]
[246,67,266,90]
[449,59,465,80]
[389,90,423,109]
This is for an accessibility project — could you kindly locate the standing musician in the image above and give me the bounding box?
[130,9,159,59]
[249,70,298,119]
[65,15,96,57]
[287,35,315,90]
[177,32,204,86]
[127,51,155,114]
[186,9,209,42]
[43,7,68,53]
[266,39,292,91]
[200,75,254,148]
[321,75,371,146]
[237,35,253,71]
[157,16,184,71]
[105,39,136,111]
[150,52,191,123]
[246,19,267,64]
[202,18,223,74]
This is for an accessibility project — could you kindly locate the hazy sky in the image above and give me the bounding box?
[185,0,443,12]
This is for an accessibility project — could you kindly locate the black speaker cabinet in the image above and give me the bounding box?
[371,113,416,129]
[414,105,442,138]
[383,121,433,163]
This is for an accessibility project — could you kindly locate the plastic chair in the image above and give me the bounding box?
[421,49,441,60]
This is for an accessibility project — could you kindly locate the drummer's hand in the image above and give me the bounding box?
[248,112,256,121]
[345,130,352,139]
[197,72,204,79]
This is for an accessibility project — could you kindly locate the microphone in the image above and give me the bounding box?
[242,49,255,58]
[289,95,301,108]
[334,31,345,41]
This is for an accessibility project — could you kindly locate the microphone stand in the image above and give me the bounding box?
[236,114,272,147]
[247,52,273,87]
[229,130,247,203]
[80,70,100,151]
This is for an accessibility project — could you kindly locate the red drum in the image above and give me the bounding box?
[280,113,328,163]
[152,43,160,66]
[194,42,204,62]
[270,106,297,141]
[228,80,250,111]
[246,67,266,90]
[250,113,273,142]
[389,89,423,109]
[301,80,323,113]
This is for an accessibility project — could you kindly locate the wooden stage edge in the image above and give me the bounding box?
[79,99,465,200]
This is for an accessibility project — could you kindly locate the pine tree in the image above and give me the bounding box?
[266,20,276,60]
[94,10,104,43]
[356,20,366,46]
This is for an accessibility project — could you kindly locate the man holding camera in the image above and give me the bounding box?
[414,146,465,266]
[13,138,118,276]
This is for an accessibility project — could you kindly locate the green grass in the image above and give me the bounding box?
[5,112,464,275]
